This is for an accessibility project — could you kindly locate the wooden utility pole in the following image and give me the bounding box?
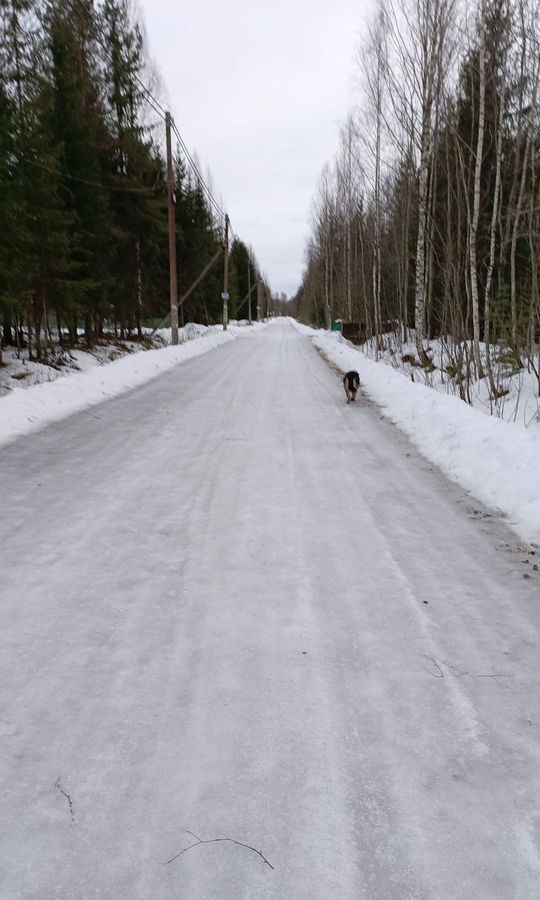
[165,112,179,345]
[247,257,252,324]
[222,214,229,330]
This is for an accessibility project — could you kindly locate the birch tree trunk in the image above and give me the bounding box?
[324,251,331,329]
[469,0,486,377]
[510,48,539,347]
[410,0,452,366]
[415,145,430,362]
[371,6,386,358]
[373,91,383,358]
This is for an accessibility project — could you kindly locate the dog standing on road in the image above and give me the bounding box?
[343,370,360,403]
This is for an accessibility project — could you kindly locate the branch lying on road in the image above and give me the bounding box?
[476,673,516,688]
[55,777,75,825]
[165,831,275,870]
[422,656,445,677]
[421,656,515,686]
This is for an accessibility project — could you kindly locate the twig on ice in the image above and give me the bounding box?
[165,832,275,870]
[55,777,75,825]
[421,656,515,686]
[476,672,515,687]
[422,656,445,677]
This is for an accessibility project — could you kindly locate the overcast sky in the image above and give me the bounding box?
[138,0,372,297]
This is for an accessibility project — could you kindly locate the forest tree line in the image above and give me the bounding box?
[296,0,539,393]
[0,0,263,364]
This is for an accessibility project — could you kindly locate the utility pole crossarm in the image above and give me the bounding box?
[236,280,258,316]
[180,246,223,306]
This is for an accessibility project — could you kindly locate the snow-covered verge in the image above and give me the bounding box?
[358,330,540,429]
[291,320,540,544]
[0,323,263,448]
[0,321,254,397]
[0,340,153,397]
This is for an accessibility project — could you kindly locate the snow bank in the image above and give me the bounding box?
[0,322,252,396]
[0,324,262,448]
[292,321,540,543]
[359,330,540,428]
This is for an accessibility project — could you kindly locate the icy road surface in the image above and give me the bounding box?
[1,322,538,899]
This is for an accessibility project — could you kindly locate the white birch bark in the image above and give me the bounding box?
[469,0,486,377]
[510,48,539,345]
[484,93,504,398]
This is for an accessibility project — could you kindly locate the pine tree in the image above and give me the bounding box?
[45,0,113,345]
[177,173,223,324]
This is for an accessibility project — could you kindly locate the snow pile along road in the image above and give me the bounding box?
[0,324,262,448]
[293,321,540,544]
[338,330,539,427]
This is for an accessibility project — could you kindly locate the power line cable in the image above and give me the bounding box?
[170,121,226,223]
[19,154,162,193]
[63,0,243,246]
[67,0,231,228]
[62,0,168,126]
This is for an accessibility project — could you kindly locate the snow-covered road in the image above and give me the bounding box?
[1,322,538,899]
